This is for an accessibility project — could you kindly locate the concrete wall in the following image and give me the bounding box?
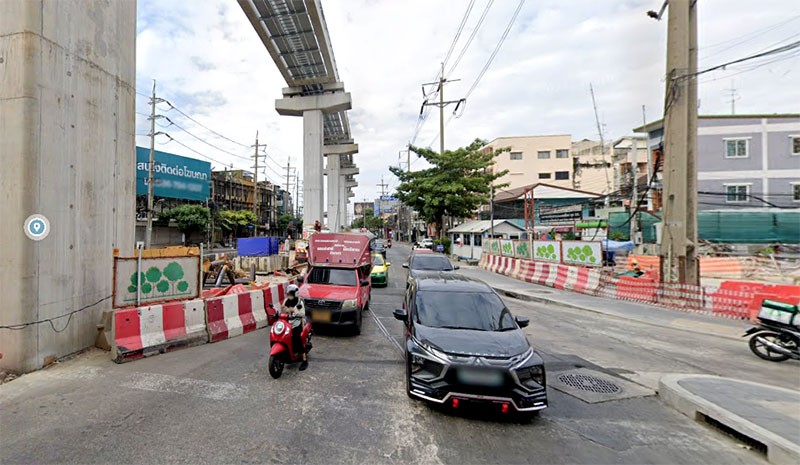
[134,224,186,248]
[0,1,136,372]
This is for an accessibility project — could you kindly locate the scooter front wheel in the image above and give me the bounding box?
[268,355,285,378]
[749,332,791,362]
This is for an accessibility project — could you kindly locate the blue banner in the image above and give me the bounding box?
[136,147,211,201]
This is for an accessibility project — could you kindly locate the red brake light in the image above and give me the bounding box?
[501,403,509,414]
[452,398,459,409]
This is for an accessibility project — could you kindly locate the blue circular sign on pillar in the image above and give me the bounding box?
[24,214,51,241]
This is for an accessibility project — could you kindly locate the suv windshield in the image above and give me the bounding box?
[410,255,453,271]
[306,267,357,286]
[372,255,385,266]
[415,291,516,331]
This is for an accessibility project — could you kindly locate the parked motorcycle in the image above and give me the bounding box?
[744,322,800,362]
[267,305,313,378]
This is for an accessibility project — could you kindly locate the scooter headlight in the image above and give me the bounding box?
[273,321,286,334]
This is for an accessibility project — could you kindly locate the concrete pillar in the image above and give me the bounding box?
[276,89,351,230]
[0,1,136,372]
[340,177,348,229]
[303,110,324,229]
[323,143,358,232]
[326,153,341,231]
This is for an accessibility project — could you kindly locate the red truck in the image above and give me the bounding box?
[297,232,373,334]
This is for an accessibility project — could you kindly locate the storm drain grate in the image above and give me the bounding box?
[558,374,621,394]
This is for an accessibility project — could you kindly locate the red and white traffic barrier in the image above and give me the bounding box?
[206,289,269,343]
[112,300,207,363]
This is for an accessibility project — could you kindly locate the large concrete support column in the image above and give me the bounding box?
[302,110,324,229]
[0,1,136,372]
[326,153,341,231]
[340,177,348,228]
[324,143,358,232]
[276,89,351,231]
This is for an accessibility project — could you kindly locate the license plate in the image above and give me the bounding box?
[457,368,503,387]
[311,310,331,323]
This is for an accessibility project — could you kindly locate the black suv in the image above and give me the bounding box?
[393,272,547,416]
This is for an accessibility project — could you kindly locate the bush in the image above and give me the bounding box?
[433,237,452,255]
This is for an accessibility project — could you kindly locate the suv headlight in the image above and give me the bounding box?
[516,364,546,388]
[342,299,357,309]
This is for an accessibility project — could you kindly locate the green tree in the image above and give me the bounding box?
[390,139,508,239]
[217,210,258,239]
[350,209,384,232]
[278,214,295,235]
[160,204,210,245]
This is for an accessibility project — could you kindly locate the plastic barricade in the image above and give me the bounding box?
[112,300,206,363]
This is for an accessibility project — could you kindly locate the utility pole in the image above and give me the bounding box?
[251,131,266,237]
[377,176,388,197]
[145,80,165,249]
[589,83,612,205]
[650,0,699,285]
[295,176,300,218]
[643,105,654,212]
[421,64,464,154]
[724,80,739,115]
[630,137,639,242]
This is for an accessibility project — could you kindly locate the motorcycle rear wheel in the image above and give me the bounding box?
[268,355,285,378]
[749,332,792,362]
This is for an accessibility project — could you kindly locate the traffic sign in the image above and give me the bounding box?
[24,214,51,241]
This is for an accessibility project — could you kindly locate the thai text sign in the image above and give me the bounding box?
[562,241,602,267]
[539,204,582,225]
[533,241,562,263]
[136,147,211,201]
[114,255,200,307]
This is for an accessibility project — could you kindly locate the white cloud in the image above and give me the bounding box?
[136,0,800,213]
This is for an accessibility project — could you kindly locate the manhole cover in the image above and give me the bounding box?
[558,374,621,394]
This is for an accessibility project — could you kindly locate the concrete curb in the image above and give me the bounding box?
[659,374,800,465]
[489,284,745,342]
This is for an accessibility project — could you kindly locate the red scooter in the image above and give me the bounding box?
[267,304,313,379]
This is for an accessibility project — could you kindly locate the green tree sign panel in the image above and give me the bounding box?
[514,241,531,259]
[533,241,562,263]
[486,239,500,255]
[500,240,514,257]
[114,256,200,307]
[562,240,602,267]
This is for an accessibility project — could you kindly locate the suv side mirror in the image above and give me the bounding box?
[515,316,530,328]
[453,265,460,270]
[393,309,408,322]
[386,262,391,267]
[360,279,370,286]
[402,263,409,269]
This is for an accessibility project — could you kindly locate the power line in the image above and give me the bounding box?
[164,101,252,150]
[446,0,496,77]
[0,295,111,332]
[436,0,476,82]
[701,14,800,59]
[463,0,525,99]
[674,39,800,81]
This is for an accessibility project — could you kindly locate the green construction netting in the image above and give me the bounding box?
[608,211,800,244]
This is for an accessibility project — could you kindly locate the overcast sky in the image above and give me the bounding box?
[135,0,800,212]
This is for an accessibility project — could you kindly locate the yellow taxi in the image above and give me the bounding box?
[370,253,391,287]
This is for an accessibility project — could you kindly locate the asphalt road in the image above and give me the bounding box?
[0,243,775,464]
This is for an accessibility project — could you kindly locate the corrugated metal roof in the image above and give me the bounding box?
[448,220,525,234]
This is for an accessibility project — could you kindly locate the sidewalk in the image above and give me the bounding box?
[456,265,750,340]
[660,374,800,465]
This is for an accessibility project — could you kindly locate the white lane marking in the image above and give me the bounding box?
[122,372,248,401]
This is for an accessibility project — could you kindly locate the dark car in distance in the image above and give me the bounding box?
[403,251,458,288]
[393,273,547,417]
